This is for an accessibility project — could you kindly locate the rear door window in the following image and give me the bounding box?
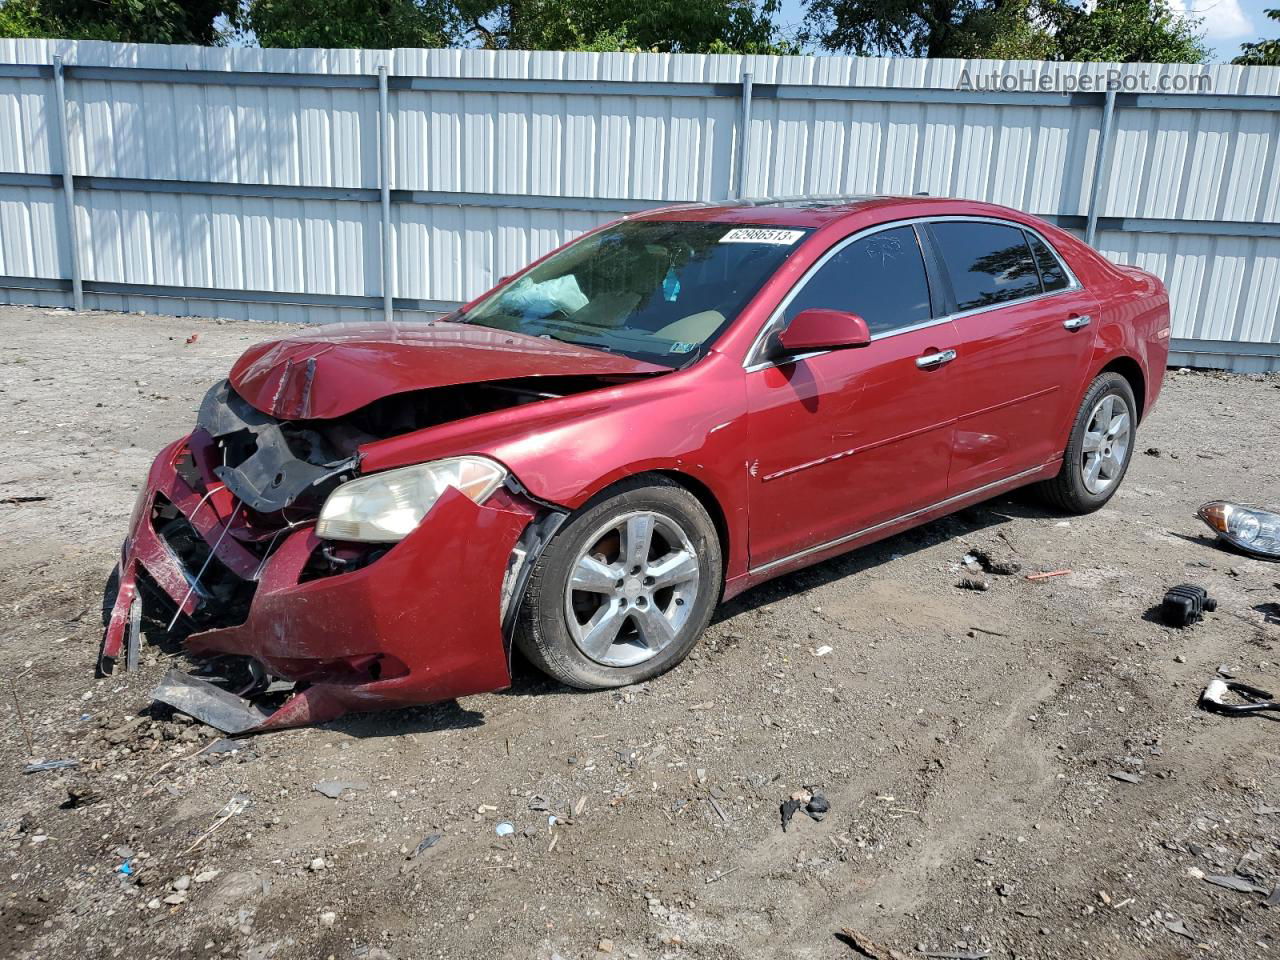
[929,221,1041,310]
[1026,231,1069,292]
[783,225,933,336]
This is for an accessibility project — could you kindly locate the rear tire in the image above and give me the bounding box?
[516,476,722,690]
[1037,372,1137,514]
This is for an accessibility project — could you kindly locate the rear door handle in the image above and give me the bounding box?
[1063,314,1092,331]
[916,349,957,369]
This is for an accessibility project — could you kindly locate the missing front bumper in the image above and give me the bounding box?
[103,440,544,729]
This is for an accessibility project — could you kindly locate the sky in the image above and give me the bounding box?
[773,0,1279,63]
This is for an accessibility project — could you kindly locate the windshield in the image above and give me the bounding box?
[456,219,813,367]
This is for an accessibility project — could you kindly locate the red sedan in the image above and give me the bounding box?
[102,195,1170,730]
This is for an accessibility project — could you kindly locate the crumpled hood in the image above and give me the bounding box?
[229,320,667,420]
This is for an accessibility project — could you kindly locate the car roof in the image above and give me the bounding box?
[633,194,1008,229]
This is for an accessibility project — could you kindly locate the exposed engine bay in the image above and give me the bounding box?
[194,375,614,519]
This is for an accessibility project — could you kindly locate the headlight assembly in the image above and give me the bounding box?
[316,456,507,543]
[1197,501,1280,559]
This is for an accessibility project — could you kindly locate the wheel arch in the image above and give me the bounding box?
[577,468,731,597]
[1097,355,1146,422]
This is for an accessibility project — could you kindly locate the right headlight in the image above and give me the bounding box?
[316,456,507,543]
[1197,501,1280,559]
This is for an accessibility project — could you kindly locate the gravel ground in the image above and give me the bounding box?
[1,304,1279,960]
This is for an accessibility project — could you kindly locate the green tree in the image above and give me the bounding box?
[1234,7,1280,65]
[0,0,54,38]
[453,0,794,53]
[964,0,1056,59]
[803,0,1208,63]
[801,0,984,57]
[231,0,455,48]
[2,0,791,52]
[1049,0,1208,63]
[0,0,230,44]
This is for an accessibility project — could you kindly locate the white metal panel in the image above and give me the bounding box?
[0,186,62,277]
[394,202,610,301]
[74,188,379,294]
[0,40,1278,370]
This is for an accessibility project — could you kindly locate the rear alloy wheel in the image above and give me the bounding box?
[1037,371,1138,513]
[516,477,721,689]
[1080,392,1132,495]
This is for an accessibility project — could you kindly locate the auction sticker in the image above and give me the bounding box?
[719,227,806,245]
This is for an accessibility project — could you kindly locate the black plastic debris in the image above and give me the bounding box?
[956,577,990,592]
[1161,584,1216,627]
[1199,679,1280,717]
[806,793,830,822]
[781,789,830,830]
[780,797,804,831]
[969,548,1022,576]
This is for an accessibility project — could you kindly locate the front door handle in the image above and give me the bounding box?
[916,349,957,369]
[1063,314,1092,331]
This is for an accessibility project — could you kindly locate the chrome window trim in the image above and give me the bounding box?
[743,214,1080,373]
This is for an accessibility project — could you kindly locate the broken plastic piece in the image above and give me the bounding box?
[1198,678,1280,716]
[780,797,804,831]
[151,669,270,734]
[1161,584,1216,627]
[805,793,830,821]
[313,780,368,799]
[409,833,441,859]
[150,668,360,734]
[22,759,79,774]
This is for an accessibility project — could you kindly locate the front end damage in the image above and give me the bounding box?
[101,379,564,732]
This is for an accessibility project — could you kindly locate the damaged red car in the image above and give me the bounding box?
[102,195,1170,731]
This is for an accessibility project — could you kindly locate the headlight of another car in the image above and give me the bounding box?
[1197,501,1280,559]
[316,456,507,543]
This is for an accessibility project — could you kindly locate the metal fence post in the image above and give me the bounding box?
[1084,88,1116,247]
[51,56,84,311]
[377,65,393,323]
[737,72,753,199]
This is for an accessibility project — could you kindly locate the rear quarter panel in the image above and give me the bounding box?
[1048,227,1171,419]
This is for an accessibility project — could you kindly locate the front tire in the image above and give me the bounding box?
[1037,372,1137,513]
[515,477,722,690]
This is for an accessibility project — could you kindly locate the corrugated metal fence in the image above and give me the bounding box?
[1,40,1278,369]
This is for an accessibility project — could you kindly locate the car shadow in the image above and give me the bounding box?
[329,699,488,738]
[716,492,1047,621]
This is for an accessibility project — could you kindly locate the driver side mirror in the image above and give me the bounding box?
[774,308,871,358]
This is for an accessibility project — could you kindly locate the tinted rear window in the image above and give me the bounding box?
[930,222,1040,310]
[1027,232,1069,292]
[784,225,932,335]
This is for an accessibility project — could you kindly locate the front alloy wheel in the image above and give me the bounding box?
[565,511,701,667]
[516,477,722,690]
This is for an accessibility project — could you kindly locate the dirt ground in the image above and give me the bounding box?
[1,304,1278,960]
